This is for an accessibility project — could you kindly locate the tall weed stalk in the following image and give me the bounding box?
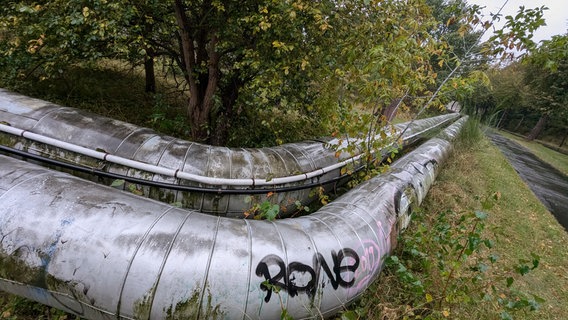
[455,116,484,150]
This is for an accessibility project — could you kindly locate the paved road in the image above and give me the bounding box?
[487,132,568,231]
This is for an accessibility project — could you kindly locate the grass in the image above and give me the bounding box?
[0,293,75,320]
[498,130,568,176]
[4,60,191,140]
[424,131,568,319]
[344,120,568,319]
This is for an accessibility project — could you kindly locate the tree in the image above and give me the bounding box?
[461,4,551,129]
[0,0,177,95]
[0,1,134,77]
[407,0,493,119]
[426,0,487,82]
[5,1,550,146]
[523,34,568,140]
[489,5,548,61]
[475,63,529,128]
[2,0,452,145]
[170,0,338,142]
[170,0,463,143]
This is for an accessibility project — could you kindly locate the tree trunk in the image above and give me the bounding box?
[559,128,568,148]
[381,98,403,122]
[143,22,156,94]
[173,0,220,142]
[513,114,525,131]
[496,109,508,129]
[186,102,206,140]
[144,54,156,93]
[188,34,220,142]
[527,114,549,141]
[211,75,243,146]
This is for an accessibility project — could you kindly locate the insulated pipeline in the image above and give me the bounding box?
[0,117,468,320]
[0,89,460,216]
[0,144,360,195]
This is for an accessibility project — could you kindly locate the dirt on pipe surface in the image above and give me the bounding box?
[487,131,568,232]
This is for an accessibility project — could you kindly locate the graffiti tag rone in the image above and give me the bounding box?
[255,249,360,302]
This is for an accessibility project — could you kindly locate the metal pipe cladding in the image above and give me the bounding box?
[0,88,460,216]
[0,116,468,319]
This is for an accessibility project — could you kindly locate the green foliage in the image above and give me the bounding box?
[226,103,326,147]
[329,104,400,187]
[242,191,316,220]
[309,186,330,206]
[348,194,542,319]
[147,94,191,139]
[1,0,554,146]
[427,0,488,88]
[110,179,126,188]
[244,194,281,221]
[0,1,139,81]
[523,34,568,120]
[468,33,567,140]
[258,280,295,319]
[488,5,548,60]
[0,293,77,320]
[110,179,145,196]
[0,0,471,145]
[455,117,483,150]
[325,0,441,112]
[453,4,550,123]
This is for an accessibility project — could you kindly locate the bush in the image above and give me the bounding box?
[339,194,543,320]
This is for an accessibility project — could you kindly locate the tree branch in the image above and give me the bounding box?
[173,0,199,108]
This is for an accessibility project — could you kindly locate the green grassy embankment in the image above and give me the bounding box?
[425,132,568,319]
[346,122,568,320]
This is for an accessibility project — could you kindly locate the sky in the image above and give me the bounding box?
[470,0,568,43]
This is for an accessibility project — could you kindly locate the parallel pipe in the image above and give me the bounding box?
[0,116,468,320]
[0,89,459,215]
[0,145,350,195]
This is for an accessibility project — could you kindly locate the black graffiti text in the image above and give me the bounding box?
[255,248,360,302]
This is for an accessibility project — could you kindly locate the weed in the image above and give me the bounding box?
[455,116,483,150]
[0,293,77,320]
[259,281,296,320]
[309,186,330,206]
[243,191,317,220]
[340,192,543,320]
[243,193,282,220]
[147,94,191,138]
[110,179,144,196]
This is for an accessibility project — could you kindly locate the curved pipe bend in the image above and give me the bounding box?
[0,89,460,215]
[0,117,468,319]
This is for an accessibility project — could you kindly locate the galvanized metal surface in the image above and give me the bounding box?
[0,117,467,319]
[0,89,459,216]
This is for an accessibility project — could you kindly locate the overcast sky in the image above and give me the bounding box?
[470,0,568,43]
